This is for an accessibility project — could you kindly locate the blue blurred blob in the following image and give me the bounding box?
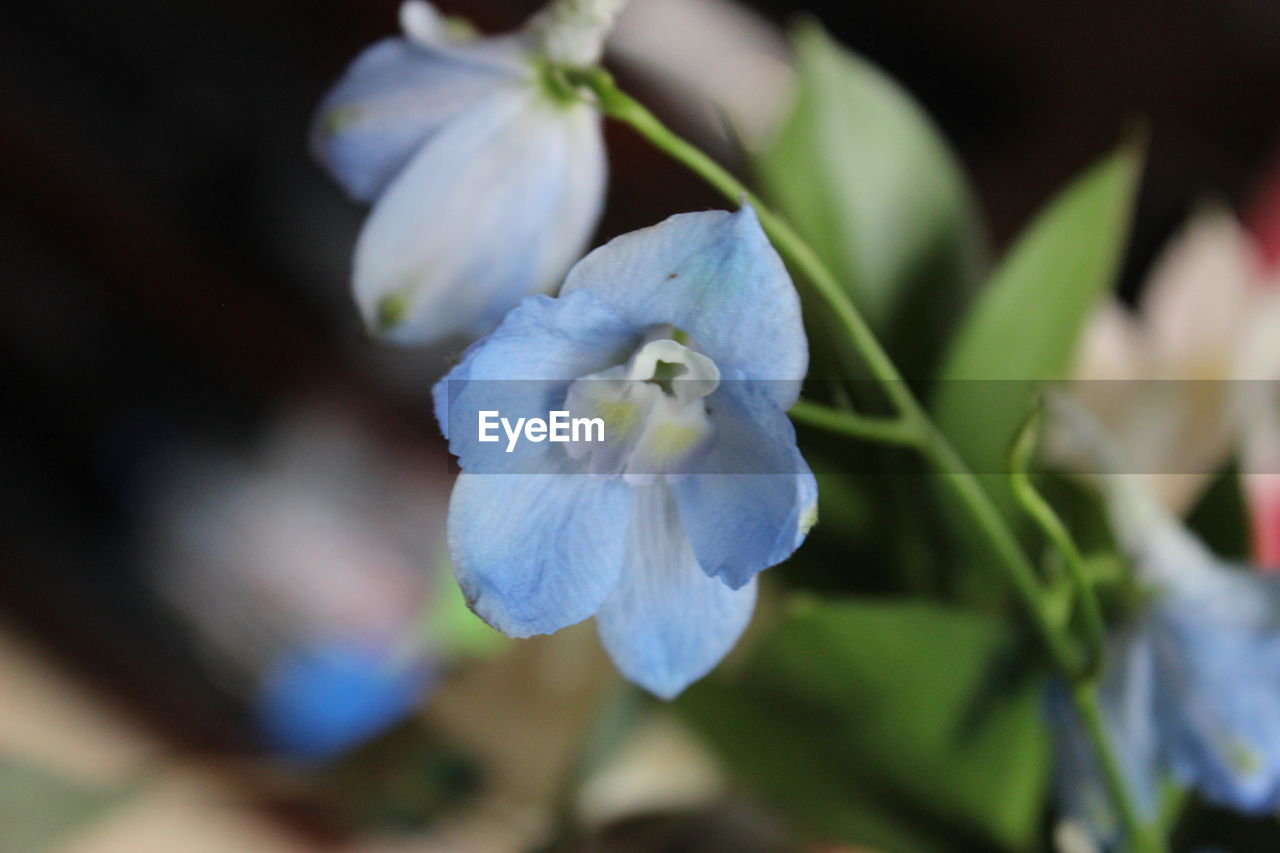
[256,641,432,762]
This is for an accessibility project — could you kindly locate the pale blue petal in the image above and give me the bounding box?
[560,206,807,405]
[310,36,523,201]
[1151,564,1280,812]
[673,379,817,589]
[355,90,607,345]
[256,641,431,761]
[433,290,641,472]
[596,484,757,698]
[448,458,632,637]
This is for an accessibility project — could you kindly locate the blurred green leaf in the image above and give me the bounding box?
[425,546,507,661]
[680,599,1050,852]
[756,20,985,377]
[0,757,140,852]
[932,144,1142,487]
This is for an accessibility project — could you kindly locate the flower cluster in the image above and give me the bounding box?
[311,2,1280,847]
[314,1,814,697]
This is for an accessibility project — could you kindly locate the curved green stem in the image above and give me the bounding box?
[788,399,919,446]
[1010,412,1108,674]
[571,68,1165,852]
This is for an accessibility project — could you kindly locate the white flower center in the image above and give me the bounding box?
[565,335,719,483]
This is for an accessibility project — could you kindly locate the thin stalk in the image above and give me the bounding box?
[788,399,919,446]
[1072,682,1168,853]
[1010,413,1108,673]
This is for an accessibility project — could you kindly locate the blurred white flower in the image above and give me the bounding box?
[611,0,790,152]
[1061,208,1280,517]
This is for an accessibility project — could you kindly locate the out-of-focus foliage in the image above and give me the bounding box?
[755,20,986,379]
[0,757,139,853]
[933,143,1142,488]
[679,600,1049,852]
[756,21,993,604]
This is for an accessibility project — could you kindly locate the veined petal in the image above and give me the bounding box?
[1150,559,1280,811]
[433,290,641,472]
[448,458,632,637]
[355,89,607,345]
[596,484,757,698]
[673,380,817,588]
[310,35,524,202]
[560,206,807,404]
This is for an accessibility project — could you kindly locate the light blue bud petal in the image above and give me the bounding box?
[595,484,757,699]
[448,461,632,638]
[434,290,641,472]
[672,380,817,589]
[560,206,807,404]
[1151,563,1280,811]
[256,641,431,761]
[310,36,523,202]
[355,89,607,345]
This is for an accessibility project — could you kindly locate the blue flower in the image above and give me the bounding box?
[1139,524,1280,811]
[433,206,817,698]
[312,1,619,345]
[256,639,433,761]
[1053,514,1280,844]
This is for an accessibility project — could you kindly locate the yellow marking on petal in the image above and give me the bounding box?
[1225,738,1263,777]
[596,399,638,438]
[799,502,819,536]
[646,421,704,461]
[376,292,409,332]
[323,105,363,136]
[442,17,478,40]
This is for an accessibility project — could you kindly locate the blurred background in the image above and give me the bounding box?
[2,0,1279,850]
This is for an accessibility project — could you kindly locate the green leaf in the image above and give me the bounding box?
[0,757,140,852]
[679,599,1050,851]
[756,20,985,377]
[425,546,507,661]
[932,144,1142,483]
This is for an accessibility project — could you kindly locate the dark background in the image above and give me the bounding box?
[0,0,1278,843]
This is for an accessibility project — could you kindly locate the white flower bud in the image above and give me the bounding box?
[531,0,630,65]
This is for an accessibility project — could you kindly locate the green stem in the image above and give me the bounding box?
[788,399,919,446]
[574,74,1075,670]
[1010,413,1108,674]
[1072,682,1167,853]
[572,68,1164,852]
